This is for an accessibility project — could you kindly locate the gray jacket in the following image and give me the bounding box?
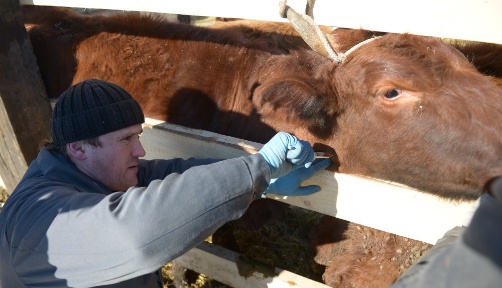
[0,148,270,287]
[391,190,502,288]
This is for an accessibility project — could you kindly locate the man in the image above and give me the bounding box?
[0,79,331,287]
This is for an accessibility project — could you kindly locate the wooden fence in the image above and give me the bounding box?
[2,0,500,286]
[141,118,477,287]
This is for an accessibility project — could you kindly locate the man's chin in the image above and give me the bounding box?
[120,174,139,191]
[127,176,139,187]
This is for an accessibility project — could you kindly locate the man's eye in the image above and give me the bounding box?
[122,134,141,141]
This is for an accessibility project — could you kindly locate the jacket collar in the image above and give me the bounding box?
[36,148,111,195]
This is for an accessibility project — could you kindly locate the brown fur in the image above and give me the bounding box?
[309,216,431,287]
[449,40,502,81]
[23,6,502,287]
[212,19,386,54]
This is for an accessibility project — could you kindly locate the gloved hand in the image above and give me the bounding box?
[258,132,315,179]
[265,158,331,196]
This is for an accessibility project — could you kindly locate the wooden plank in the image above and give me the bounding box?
[0,0,53,193]
[19,0,502,45]
[173,241,330,288]
[142,118,478,245]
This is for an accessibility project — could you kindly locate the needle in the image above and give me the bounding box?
[287,145,332,160]
[314,152,332,159]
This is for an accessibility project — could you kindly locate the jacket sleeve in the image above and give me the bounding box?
[390,191,502,288]
[41,154,270,286]
[136,157,223,186]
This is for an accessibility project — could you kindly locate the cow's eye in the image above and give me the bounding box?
[384,89,401,99]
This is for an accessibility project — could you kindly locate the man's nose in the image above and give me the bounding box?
[133,139,146,157]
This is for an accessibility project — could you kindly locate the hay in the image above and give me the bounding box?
[173,206,326,287]
[0,187,8,203]
[229,206,324,280]
[162,262,229,288]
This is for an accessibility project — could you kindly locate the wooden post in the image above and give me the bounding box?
[0,0,52,193]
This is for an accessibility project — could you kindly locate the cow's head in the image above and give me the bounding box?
[274,4,502,200]
[333,34,502,199]
[254,30,502,200]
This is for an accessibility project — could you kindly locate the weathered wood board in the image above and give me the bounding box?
[19,0,502,45]
[173,241,331,288]
[0,0,52,192]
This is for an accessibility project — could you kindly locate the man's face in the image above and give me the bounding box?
[78,124,146,191]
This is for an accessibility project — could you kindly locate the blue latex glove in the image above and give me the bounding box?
[265,158,331,196]
[258,132,315,179]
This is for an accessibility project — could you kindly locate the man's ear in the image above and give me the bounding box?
[67,142,86,160]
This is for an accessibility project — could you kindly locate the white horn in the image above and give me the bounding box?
[279,0,346,63]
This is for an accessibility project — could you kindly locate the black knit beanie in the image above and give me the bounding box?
[50,79,145,146]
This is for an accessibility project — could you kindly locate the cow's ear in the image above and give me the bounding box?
[252,78,339,138]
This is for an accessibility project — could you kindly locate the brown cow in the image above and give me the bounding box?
[22,6,502,287]
[208,18,502,287]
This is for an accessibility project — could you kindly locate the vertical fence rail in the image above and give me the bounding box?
[0,0,52,193]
